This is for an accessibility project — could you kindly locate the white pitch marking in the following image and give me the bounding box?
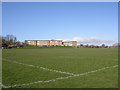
[0,82,9,88]
[3,64,118,88]
[3,59,77,76]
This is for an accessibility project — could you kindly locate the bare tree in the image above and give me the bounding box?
[2,35,17,47]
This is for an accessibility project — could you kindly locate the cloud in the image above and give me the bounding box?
[62,36,116,45]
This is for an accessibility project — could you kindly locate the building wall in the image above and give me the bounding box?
[63,41,77,47]
[25,40,37,46]
[70,41,77,47]
[37,40,50,46]
[50,40,62,46]
[63,42,72,46]
[25,40,77,46]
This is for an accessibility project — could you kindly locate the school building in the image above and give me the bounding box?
[25,40,77,47]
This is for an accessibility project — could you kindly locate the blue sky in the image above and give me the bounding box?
[2,2,118,45]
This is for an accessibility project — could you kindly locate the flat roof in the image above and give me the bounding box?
[25,40,62,41]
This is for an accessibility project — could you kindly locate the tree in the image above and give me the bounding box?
[2,35,17,47]
[80,44,83,47]
[101,44,105,47]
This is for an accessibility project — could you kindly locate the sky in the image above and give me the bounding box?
[2,2,118,45]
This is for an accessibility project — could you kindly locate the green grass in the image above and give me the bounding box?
[2,47,118,88]
[23,46,73,49]
[3,61,68,86]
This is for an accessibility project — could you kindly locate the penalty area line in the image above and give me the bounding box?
[3,59,77,76]
[3,64,118,88]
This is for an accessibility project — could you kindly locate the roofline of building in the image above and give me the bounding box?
[25,40,62,41]
[63,41,77,42]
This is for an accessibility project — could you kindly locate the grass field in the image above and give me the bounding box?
[2,47,118,88]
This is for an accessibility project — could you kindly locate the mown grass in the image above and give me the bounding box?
[3,61,68,87]
[2,47,118,88]
[22,46,74,49]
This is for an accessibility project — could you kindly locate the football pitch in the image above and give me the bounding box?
[2,47,118,88]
